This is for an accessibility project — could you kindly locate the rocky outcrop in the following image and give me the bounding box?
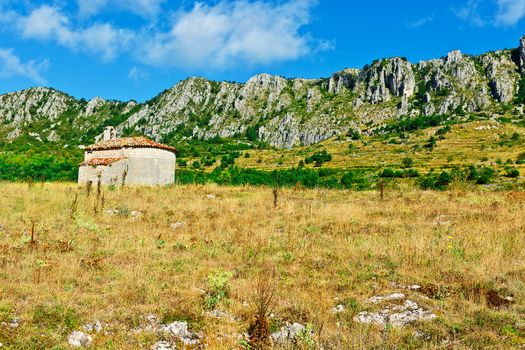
[361,58,415,104]
[1,35,524,148]
[481,51,520,103]
[518,35,525,72]
[0,87,71,125]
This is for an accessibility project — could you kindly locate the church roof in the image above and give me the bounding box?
[80,157,127,166]
[85,136,178,153]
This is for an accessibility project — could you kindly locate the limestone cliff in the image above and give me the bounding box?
[1,35,524,148]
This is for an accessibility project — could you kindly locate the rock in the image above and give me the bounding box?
[481,51,520,103]
[151,341,175,350]
[170,222,185,230]
[68,331,93,348]
[363,58,415,104]
[146,314,158,324]
[368,293,405,303]
[331,305,345,314]
[5,317,20,329]
[104,209,118,216]
[85,97,106,117]
[160,321,200,345]
[328,69,359,94]
[1,35,525,150]
[206,194,216,199]
[271,322,309,345]
[518,35,525,72]
[130,210,143,221]
[83,320,102,333]
[354,294,436,327]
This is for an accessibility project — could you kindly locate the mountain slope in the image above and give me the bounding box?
[1,35,525,149]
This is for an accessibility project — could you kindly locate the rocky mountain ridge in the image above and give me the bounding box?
[1,35,524,148]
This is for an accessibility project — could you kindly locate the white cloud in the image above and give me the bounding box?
[407,14,435,28]
[495,0,525,26]
[0,48,49,84]
[18,5,134,61]
[0,3,16,27]
[9,1,325,70]
[454,0,485,27]
[128,66,149,82]
[77,0,165,18]
[454,0,525,27]
[141,0,322,69]
[77,0,107,18]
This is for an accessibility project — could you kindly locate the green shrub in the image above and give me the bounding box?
[205,271,233,309]
[401,157,414,168]
[505,167,520,178]
[418,171,452,190]
[517,152,525,164]
[468,165,495,184]
[304,150,332,167]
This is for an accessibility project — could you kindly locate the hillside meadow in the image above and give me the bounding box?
[0,182,524,349]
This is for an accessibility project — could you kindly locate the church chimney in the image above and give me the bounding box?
[103,126,116,141]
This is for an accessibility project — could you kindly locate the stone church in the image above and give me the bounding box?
[78,127,177,186]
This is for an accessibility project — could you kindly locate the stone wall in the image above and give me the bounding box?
[125,148,175,186]
[78,159,128,185]
[78,147,176,186]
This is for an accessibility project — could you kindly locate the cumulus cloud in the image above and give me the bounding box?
[495,0,525,26]
[454,0,525,27]
[18,5,134,61]
[9,0,325,69]
[454,0,485,27]
[0,48,49,84]
[77,0,165,18]
[140,0,322,69]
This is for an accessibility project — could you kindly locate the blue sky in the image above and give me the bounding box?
[1,0,524,102]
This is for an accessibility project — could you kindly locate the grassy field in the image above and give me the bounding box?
[1,183,525,349]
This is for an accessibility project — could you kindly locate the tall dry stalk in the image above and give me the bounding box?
[378,179,385,201]
[272,187,280,209]
[248,265,276,350]
[70,192,78,219]
[85,181,92,197]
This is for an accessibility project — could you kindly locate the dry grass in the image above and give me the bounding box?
[196,121,525,172]
[0,182,524,349]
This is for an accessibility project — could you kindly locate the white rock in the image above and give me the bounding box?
[151,341,175,350]
[68,331,93,348]
[160,321,200,345]
[368,293,405,303]
[271,323,309,345]
[83,320,102,333]
[331,304,345,314]
[9,317,20,329]
[354,298,436,328]
[146,314,158,324]
[130,210,143,221]
[170,222,185,230]
[206,194,216,199]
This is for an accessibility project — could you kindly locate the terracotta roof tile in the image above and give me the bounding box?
[80,157,126,166]
[85,136,178,153]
